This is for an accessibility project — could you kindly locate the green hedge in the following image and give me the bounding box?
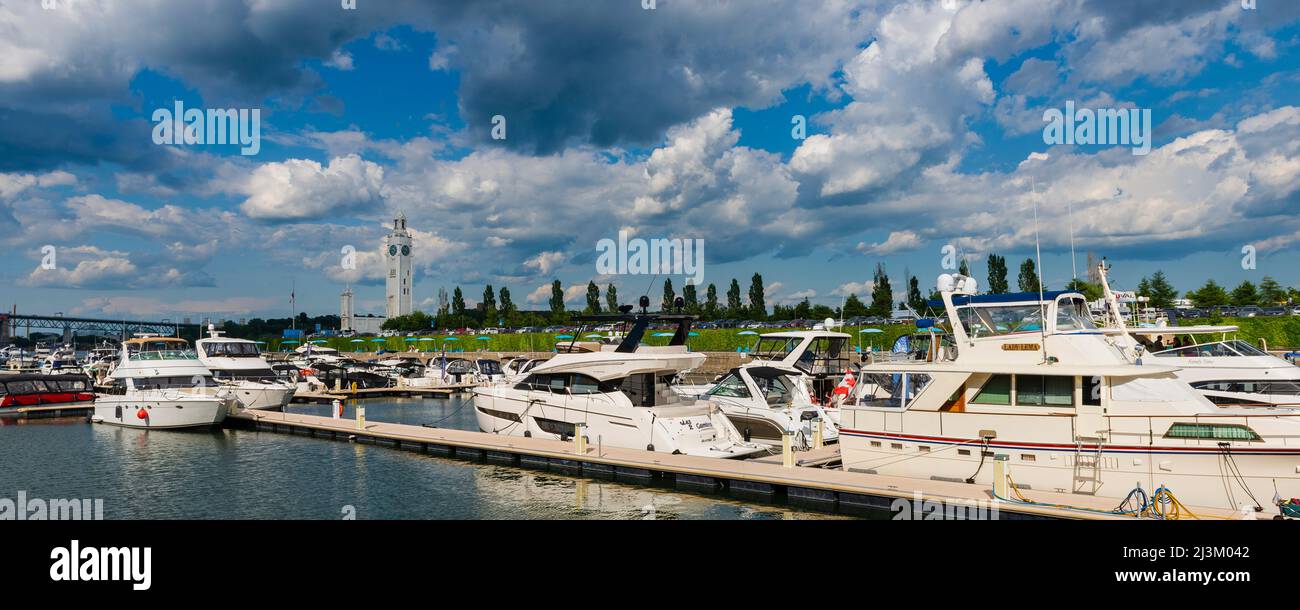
[262,316,1300,354]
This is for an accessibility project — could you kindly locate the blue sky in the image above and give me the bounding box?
[3,0,1300,322]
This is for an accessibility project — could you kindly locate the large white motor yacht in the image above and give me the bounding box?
[92,336,233,429]
[1097,262,1300,408]
[196,327,295,410]
[837,273,1300,515]
[473,314,765,459]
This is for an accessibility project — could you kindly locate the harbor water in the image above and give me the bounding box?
[0,396,849,520]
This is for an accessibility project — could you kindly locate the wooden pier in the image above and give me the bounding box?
[224,409,1247,520]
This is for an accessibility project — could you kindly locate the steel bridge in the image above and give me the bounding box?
[1,313,203,343]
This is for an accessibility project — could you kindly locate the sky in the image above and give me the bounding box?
[2,0,1300,322]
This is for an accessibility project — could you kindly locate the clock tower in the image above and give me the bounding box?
[384,211,413,318]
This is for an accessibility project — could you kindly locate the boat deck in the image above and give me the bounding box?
[224,409,1248,520]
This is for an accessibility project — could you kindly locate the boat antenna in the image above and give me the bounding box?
[1066,195,1078,282]
[1031,176,1049,363]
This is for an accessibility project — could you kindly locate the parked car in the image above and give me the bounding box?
[1239,306,1263,317]
[1263,307,1287,317]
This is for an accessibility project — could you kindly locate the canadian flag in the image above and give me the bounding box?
[831,368,856,405]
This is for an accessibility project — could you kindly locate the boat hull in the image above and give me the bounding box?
[92,394,229,429]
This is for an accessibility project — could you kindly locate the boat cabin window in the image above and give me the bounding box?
[972,374,1075,407]
[706,374,751,399]
[515,373,609,395]
[1163,422,1261,442]
[960,305,1044,338]
[794,337,848,376]
[477,360,503,376]
[1054,297,1097,332]
[854,373,931,408]
[1191,379,1300,396]
[1015,375,1074,406]
[971,375,1012,405]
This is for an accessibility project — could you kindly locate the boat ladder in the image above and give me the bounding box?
[1072,438,1105,495]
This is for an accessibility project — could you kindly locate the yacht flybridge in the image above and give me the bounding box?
[837,273,1300,515]
[196,326,295,410]
[92,335,232,429]
[472,312,765,459]
[1096,261,1300,408]
[698,330,851,449]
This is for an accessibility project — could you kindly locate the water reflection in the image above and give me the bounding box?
[0,396,848,520]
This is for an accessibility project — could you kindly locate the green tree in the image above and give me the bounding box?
[452,286,466,319]
[793,298,812,319]
[661,278,676,311]
[1018,258,1042,293]
[748,273,766,319]
[605,283,618,312]
[1187,280,1229,308]
[906,275,925,313]
[585,281,602,314]
[1230,280,1259,307]
[1259,276,1286,305]
[869,264,893,317]
[705,283,719,319]
[986,254,1009,294]
[843,293,868,318]
[726,279,742,317]
[958,259,971,277]
[1135,271,1178,309]
[549,280,565,321]
[499,287,516,327]
[482,285,498,326]
[682,283,699,314]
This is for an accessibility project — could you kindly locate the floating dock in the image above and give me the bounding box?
[290,385,477,404]
[224,409,1246,520]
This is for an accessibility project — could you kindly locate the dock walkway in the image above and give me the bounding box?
[226,409,1245,520]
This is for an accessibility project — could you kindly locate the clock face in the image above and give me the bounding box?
[401,245,410,256]
[388,245,397,256]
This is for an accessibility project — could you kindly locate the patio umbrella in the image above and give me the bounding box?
[555,334,574,340]
[370,338,385,342]
[650,332,674,337]
[311,339,327,344]
[737,330,759,336]
[476,336,491,341]
[584,333,603,339]
[859,328,883,351]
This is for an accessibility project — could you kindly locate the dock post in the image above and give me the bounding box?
[574,422,588,454]
[782,429,794,468]
[356,404,366,430]
[992,454,1010,499]
[812,418,823,450]
[332,399,342,420]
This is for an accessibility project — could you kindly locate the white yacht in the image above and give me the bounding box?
[39,345,82,375]
[399,355,502,388]
[92,336,233,429]
[695,330,851,449]
[1097,262,1300,408]
[196,327,295,410]
[472,314,765,459]
[837,273,1300,516]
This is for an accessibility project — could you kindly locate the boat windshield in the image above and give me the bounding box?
[753,337,800,360]
[1055,297,1097,331]
[1155,340,1268,358]
[203,342,262,357]
[126,341,197,360]
[960,305,1044,338]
